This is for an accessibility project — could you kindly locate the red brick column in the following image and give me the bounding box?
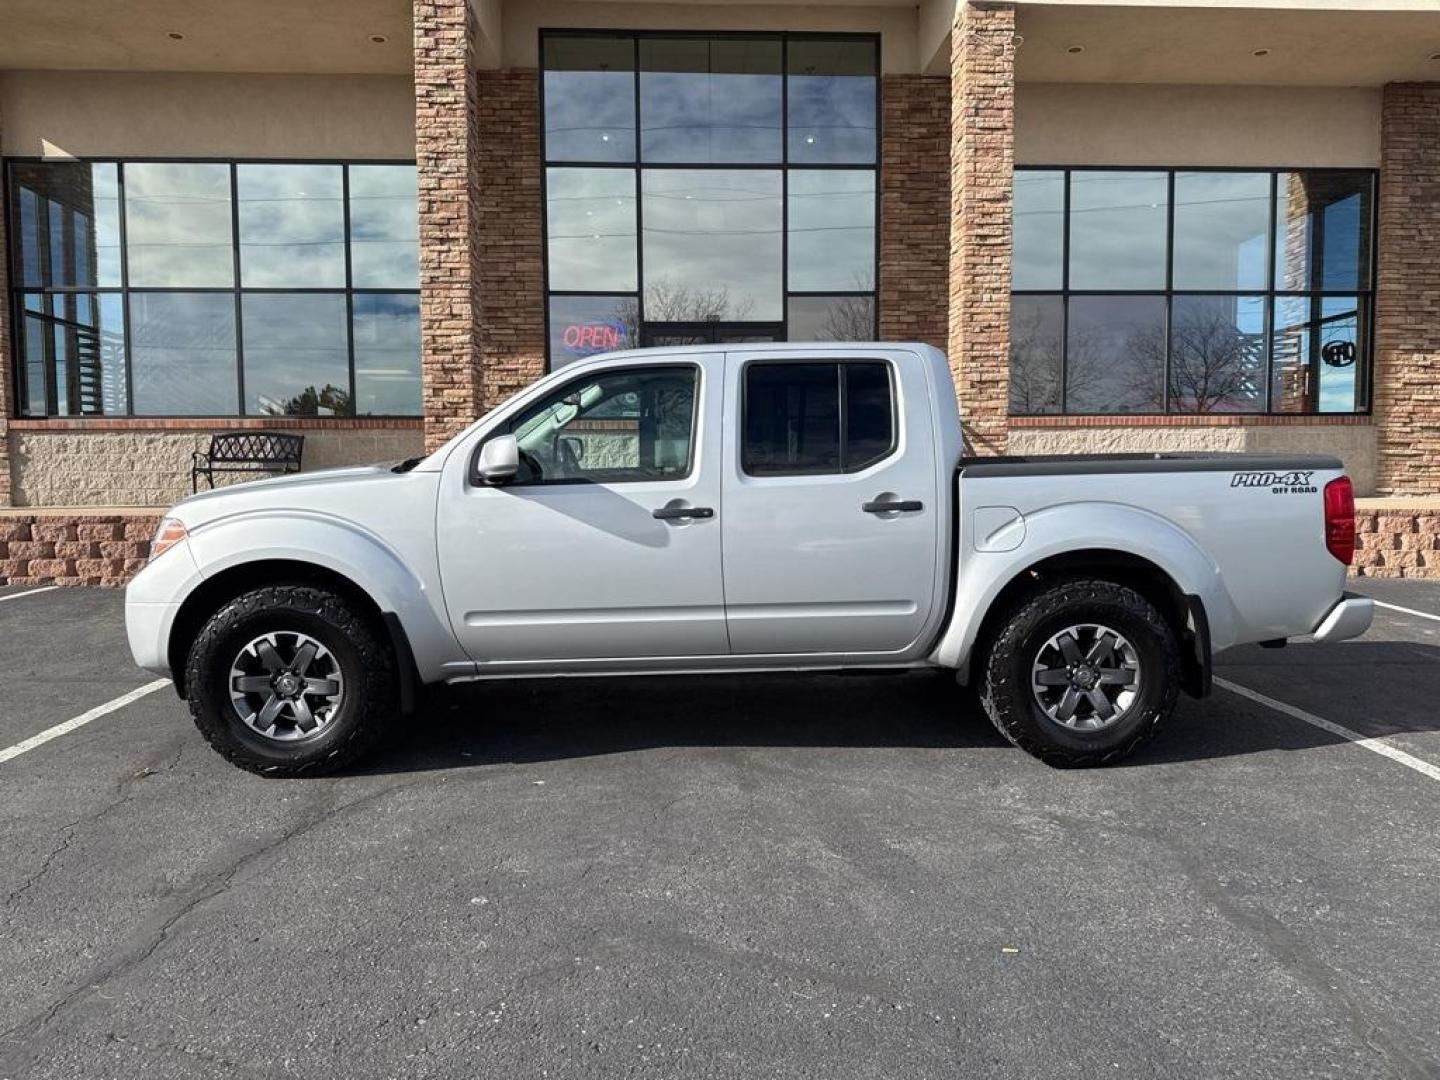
[879,75,950,350]
[415,0,484,452]
[1375,83,1440,496]
[947,1,1016,456]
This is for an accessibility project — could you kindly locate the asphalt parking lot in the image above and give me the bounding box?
[2,582,1439,1080]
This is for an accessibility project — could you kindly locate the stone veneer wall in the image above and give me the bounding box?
[6,425,423,507]
[1374,83,1440,495]
[1354,504,1440,577]
[948,1,1015,456]
[0,100,11,507]
[0,511,161,586]
[879,74,950,350]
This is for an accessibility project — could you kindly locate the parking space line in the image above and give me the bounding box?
[0,679,169,766]
[0,586,59,604]
[1216,676,1440,784]
[1371,600,1440,624]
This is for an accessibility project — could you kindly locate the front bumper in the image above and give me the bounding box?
[1311,593,1374,643]
[124,539,203,676]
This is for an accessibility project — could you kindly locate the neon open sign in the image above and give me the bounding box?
[561,322,626,353]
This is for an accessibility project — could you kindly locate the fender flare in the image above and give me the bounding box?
[931,501,1241,678]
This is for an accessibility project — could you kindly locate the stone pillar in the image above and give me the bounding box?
[1375,83,1440,496]
[414,0,484,452]
[0,102,12,506]
[879,75,950,350]
[947,1,1016,456]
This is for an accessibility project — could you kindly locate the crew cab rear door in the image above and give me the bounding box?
[720,349,942,657]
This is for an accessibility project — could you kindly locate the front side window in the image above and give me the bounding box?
[743,360,894,475]
[7,159,421,417]
[501,365,699,484]
[1011,167,1375,415]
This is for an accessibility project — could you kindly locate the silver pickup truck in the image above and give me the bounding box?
[126,343,1372,775]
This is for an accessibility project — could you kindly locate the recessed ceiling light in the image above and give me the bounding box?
[1429,51,1440,61]
[1252,47,1271,57]
[369,34,388,44]
[1066,44,1085,54]
[166,31,185,41]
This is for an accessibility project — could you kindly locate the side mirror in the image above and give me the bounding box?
[475,434,519,485]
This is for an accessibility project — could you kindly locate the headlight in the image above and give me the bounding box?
[149,517,189,562]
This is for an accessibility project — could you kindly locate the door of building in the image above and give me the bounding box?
[642,323,783,348]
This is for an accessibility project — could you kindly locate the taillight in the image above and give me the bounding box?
[1323,476,1355,565]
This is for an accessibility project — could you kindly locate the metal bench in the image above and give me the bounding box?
[191,431,305,492]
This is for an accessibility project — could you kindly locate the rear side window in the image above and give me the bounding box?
[742,360,894,476]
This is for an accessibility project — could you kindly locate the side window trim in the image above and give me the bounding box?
[739,357,898,478]
[470,362,702,488]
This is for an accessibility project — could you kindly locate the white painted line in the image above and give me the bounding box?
[1216,676,1440,784]
[1372,599,1440,625]
[0,679,169,766]
[0,586,59,604]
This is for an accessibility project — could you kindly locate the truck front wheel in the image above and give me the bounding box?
[185,584,398,776]
[979,577,1180,767]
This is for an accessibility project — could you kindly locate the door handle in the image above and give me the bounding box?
[653,505,715,520]
[862,499,923,514]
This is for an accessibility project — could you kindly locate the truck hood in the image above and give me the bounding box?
[176,462,406,514]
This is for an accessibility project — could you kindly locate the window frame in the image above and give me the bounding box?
[739,356,898,478]
[4,155,421,419]
[538,29,882,370]
[1010,164,1378,418]
[473,361,703,487]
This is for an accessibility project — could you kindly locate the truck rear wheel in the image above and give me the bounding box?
[978,577,1180,767]
[185,584,397,776]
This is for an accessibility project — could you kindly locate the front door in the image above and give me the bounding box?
[436,356,728,664]
[642,323,783,348]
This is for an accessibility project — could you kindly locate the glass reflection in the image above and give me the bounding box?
[1012,170,1063,291]
[9,163,123,288]
[546,168,637,291]
[238,164,345,287]
[17,293,126,416]
[1172,172,1269,291]
[1271,295,1365,414]
[787,39,876,164]
[124,163,234,287]
[640,38,782,163]
[549,295,636,367]
[1169,295,1266,413]
[642,169,782,321]
[1068,170,1167,290]
[1275,172,1372,292]
[349,165,419,288]
[1065,295,1167,413]
[130,293,238,415]
[787,295,874,341]
[242,293,352,416]
[544,36,636,162]
[353,294,421,415]
[1009,294,1063,414]
[788,170,874,292]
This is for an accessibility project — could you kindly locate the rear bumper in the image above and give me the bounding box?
[1311,593,1374,643]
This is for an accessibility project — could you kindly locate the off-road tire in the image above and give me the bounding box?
[186,585,397,776]
[979,577,1180,767]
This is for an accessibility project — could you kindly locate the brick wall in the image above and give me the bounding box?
[947,1,1015,456]
[0,99,12,507]
[879,75,950,350]
[1375,83,1440,496]
[415,0,484,452]
[0,512,160,587]
[475,69,546,411]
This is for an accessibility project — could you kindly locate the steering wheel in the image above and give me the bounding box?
[517,448,544,482]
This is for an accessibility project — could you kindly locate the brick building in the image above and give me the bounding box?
[2,0,1439,582]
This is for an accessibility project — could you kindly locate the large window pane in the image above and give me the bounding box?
[1068,171,1167,290]
[242,294,351,416]
[787,295,874,341]
[18,293,125,416]
[548,295,637,367]
[348,165,418,288]
[124,163,234,287]
[1013,170,1064,291]
[640,38,782,163]
[1271,295,1366,414]
[1065,296,1167,413]
[642,169,782,321]
[787,39,876,164]
[1275,171,1372,292]
[130,293,238,415]
[1172,171,1270,290]
[1168,295,1266,414]
[543,36,636,162]
[238,164,345,287]
[546,168,637,291]
[353,294,421,416]
[788,170,874,292]
[1009,294,1064,414]
[8,163,122,288]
